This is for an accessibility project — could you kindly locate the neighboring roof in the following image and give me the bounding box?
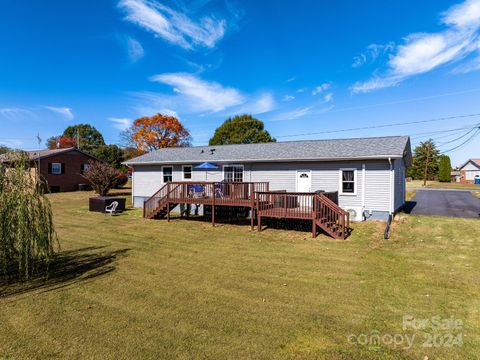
[451,170,461,176]
[0,147,101,163]
[125,136,412,165]
[459,159,480,170]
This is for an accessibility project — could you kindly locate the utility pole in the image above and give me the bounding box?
[423,141,431,187]
[36,133,42,184]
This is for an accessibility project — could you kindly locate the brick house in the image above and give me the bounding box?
[0,147,101,192]
[458,159,480,184]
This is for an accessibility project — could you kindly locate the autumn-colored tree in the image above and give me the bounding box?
[127,114,191,151]
[46,136,76,150]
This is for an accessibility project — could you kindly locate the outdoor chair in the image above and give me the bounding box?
[188,185,205,198]
[105,201,119,216]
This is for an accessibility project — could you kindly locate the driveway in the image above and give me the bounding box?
[409,189,480,218]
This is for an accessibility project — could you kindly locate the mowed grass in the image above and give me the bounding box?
[407,179,480,190]
[1,188,480,359]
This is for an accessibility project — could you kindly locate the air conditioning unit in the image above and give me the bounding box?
[343,206,364,222]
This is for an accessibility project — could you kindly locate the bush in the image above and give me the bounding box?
[114,172,128,188]
[438,155,452,182]
[82,161,122,196]
[0,152,57,280]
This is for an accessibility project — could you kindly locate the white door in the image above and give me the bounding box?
[296,170,312,192]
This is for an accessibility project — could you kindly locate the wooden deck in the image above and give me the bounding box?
[143,182,349,239]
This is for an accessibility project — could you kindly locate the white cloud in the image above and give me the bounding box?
[0,138,23,147]
[312,83,331,95]
[270,107,312,121]
[132,73,275,117]
[237,93,275,114]
[352,0,480,93]
[150,72,244,112]
[296,88,307,93]
[352,42,395,68]
[118,0,226,49]
[109,117,132,131]
[282,95,295,102]
[127,37,144,62]
[286,76,296,82]
[323,93,333,103]
[43,106,74,120]
[0,108,34,120]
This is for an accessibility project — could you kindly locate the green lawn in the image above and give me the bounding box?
[1,188,480,359]
[407,179,480,190]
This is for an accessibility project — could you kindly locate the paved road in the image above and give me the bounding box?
[409,190,480,218]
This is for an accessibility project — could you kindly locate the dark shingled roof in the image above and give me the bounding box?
[0,147,101,163]
[125,136,411,165]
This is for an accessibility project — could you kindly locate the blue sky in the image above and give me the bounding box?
[1,0,480,165]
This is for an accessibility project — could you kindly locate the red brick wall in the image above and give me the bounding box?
[38,150,94,192]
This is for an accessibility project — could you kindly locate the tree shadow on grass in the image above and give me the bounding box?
[0,246,129,299]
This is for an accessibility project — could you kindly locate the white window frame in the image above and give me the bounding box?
[182,165,192,180]
[339,168,357,196]
[222,164,244,182]
[51,162,62,175]
[162,166,173,183]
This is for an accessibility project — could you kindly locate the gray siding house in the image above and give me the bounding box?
[125,136,412,221]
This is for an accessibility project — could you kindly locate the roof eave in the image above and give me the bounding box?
[124,155,404,166]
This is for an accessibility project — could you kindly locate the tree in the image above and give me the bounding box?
[126,114,191,151]
[82,161,123,196]
[0,152,57,279]
[94,144,125,169]
[46,136,76,150]
[209,114,276,145]
[438,155,452,182]
[63,124,105,154]
[407,139,440,184]
[0,145,11,155]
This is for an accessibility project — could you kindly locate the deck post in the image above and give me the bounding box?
[212,183,215,227]
[312,195,316,238]
[143,201,146,218]
[250,185,255,230]
[167,202,170,222]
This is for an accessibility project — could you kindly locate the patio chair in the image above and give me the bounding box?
[105,201,119,216]
[188,184,205,199]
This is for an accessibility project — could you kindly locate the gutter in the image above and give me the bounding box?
[123,155,404,166]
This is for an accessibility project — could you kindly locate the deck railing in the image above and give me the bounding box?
[256,190,349,239]
[144,181,269,218]
[256,191,316,219]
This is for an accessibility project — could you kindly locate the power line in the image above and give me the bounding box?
[275,113,480,139]
[441,129,480,153]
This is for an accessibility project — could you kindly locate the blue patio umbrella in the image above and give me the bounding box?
[194,162,218,180]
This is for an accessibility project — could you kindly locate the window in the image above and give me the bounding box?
[223,165,243,182]
[50,163,62,175]
[339,168,356,195]
[162,166,173,183]
[183,165,192,180]
[80,164,91,174]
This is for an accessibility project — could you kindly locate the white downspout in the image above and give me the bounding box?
[388,157,393,214]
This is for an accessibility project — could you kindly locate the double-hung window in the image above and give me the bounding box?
[162,166,173,183]
[183,165,192,180]
[223,165,243,182]
[51,163,62,175]
[339,168,356,195]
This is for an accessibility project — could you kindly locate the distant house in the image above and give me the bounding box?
[0,147,100,192]
[459,159,480,184]
[451,170,461,183]
[125,136,412,221]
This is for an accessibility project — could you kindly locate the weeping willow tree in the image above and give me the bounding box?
[0,152,57,280]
